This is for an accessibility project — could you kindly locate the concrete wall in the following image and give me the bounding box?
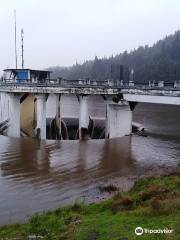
[0,92,21,137]
[7,94,21,137]
[106,102,132,138]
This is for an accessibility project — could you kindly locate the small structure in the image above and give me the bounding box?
[3,69,51,83]
[174,81,180,88]
[149,80,155,87]
[158,81,164,87]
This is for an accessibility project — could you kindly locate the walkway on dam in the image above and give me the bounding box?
[0,81,180,97]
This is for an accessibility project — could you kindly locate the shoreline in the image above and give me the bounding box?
[0,165,179,239]
[81,164,180,204]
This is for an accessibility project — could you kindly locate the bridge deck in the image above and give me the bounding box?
[0,82,180,97]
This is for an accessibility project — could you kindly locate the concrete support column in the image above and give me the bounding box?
[0,92,9,123]
[36,94,47,140]
[7,93,21,138]
[55,94,61,139]
[105,101,132,139]
[79,95,89,140]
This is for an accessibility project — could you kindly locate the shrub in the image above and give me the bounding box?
[111,196,134,213]
[153,198,180,215]
[139,185,168,202]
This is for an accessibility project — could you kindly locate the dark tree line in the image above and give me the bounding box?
[47,31,180,83]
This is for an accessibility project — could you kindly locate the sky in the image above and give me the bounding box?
[0,0,180,73]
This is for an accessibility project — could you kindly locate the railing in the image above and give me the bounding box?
[0,79,180,90]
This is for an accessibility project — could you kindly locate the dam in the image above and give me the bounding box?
[0,69,180,224]
[0,68,180,140]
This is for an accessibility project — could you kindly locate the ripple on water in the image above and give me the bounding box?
[0,103,180,224]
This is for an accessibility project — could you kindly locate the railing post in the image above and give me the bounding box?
[35,94,47,140]
[79,95,89,140]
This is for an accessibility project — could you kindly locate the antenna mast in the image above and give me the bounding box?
[14,10,17,69]
[21,28,24,69]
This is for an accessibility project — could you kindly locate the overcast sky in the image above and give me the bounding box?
[0,0,180,73]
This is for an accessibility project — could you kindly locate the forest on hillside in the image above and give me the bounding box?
[48,31,180,83]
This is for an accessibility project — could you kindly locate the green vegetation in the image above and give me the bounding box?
[49,30,180,84]
[0,174,179,240]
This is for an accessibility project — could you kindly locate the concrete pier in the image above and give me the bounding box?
[36,94,47,139]
[7,94,21,138]
[55,94,61,139]
[0,92,9,123]
[79,95,89,139]
[105,102,132,139]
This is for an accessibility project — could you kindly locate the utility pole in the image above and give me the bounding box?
[21,28,24,69]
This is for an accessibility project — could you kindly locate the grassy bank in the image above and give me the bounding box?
[0,174,179,240]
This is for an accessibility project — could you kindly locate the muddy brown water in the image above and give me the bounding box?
[0,102,180,224]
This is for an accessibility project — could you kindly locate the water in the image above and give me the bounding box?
[0,102,180,224]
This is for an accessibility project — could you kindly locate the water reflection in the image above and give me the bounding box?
[1,139,50,179]
[0,137,134,187]
[0,135,136,224]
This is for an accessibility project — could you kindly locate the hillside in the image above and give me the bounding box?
[48,31,180,83]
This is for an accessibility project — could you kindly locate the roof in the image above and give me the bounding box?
[3,68,52,73]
